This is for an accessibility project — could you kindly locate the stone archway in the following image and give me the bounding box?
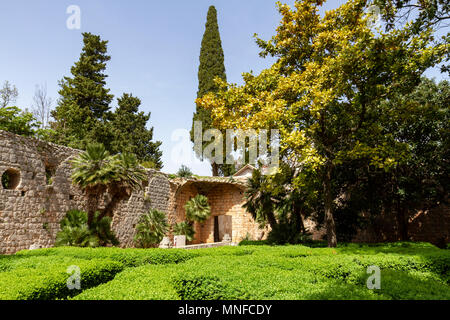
[170,178,267,244]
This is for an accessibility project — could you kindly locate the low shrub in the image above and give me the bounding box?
[266,223,309,245]
[6,242,450,300]
[373,270,450,300]
[172,274,246,300]
[73,265,180,300]
[0,259,123,300]
[238,240,269,246]
[16,247,193,267]
[55,210,118,247]
[134,209,169,248]
[173,221,195,242]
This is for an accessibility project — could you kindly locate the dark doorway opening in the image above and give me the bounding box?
[214,216,219,242]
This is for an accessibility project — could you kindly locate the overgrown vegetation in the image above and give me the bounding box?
[172,194,212,243]
[173,222,196,242]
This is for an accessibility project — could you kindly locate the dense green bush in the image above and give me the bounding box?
[73,265,180,300]
[55,210,118,247]
[266,223,313,245]
[5,242,450,300]
[15,246,193,267]
[0,259,123,300]
[173,274,246,300]
[173,221,196,242]
[238,240,269,246]
[375,270,450,300]
[134,209,169,248]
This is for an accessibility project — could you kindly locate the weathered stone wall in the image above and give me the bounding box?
[0,130,83,254]
[0,130,171,254]
[111,171,171,247]
[168,180,268,244]
[352,204,450,245]
[2,130,446,253]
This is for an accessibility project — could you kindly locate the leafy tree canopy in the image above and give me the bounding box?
[198,0,447,246]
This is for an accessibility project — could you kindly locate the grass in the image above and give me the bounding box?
[0,242,448,300]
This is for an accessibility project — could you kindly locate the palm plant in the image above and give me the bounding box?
[71,143,147,229]
[99,152,147,221]
[184,194,211,223]
[177,165,193,178]
[90,211,119,246]
[134,209,169,248]
[55,210,99,247]
[243,169,278,228]
[173,221,195,242]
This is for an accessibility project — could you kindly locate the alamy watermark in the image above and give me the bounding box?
[66,5,81,30]
[67,265,81,290]
[366,265,381,290]
[366,5,381,29]
[171,121,280,173]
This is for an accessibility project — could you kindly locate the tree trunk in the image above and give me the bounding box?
[98,194,123,221]
[293,202,305,233]
[86,189,101,228]
[396,199,409,241]
[324,162,337,247]
[211,162,219,177]
[85,185,107,228]
[267,211,277,229]
[97,187,130,221]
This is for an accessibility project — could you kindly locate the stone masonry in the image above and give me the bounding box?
[0,130,265,254]
[0,130,171,254]
[1,130,448,253]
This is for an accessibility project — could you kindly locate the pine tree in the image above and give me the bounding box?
[51,32,114,150]
[110,93,163,169]
[191,6,234,176]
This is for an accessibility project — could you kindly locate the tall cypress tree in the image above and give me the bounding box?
[191,6,234,176]
[51,32,114,150]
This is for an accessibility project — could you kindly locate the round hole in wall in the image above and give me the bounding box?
[1,168,21,190]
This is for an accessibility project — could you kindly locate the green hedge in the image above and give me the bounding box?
[172,273,247,300]
[5,243,450,300]
[16,247,193,267]
[238,240,269,246]
[74,244,450,300]
[73,264,180,300]
[0,259,123,300]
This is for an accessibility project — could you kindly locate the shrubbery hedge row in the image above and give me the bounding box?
[4,242,450,300]
[75,247,450,300]
[0,259,123,300]
[15,246,193,267]
[73,265,180,300]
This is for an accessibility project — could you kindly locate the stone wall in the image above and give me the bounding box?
[168,179,268,244]
[0,130,265,254]
[1,130,447,254]
[352,204,450,245]
[0,130,171,254]
[111,171,171,247]
[0,130,83,254]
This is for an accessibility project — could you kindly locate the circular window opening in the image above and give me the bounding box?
[1,169,21,190]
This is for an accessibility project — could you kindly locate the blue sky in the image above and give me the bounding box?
[0,0,446,175]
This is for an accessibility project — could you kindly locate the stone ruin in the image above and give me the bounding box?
[0,130,266,254]
[1,130,448,254]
